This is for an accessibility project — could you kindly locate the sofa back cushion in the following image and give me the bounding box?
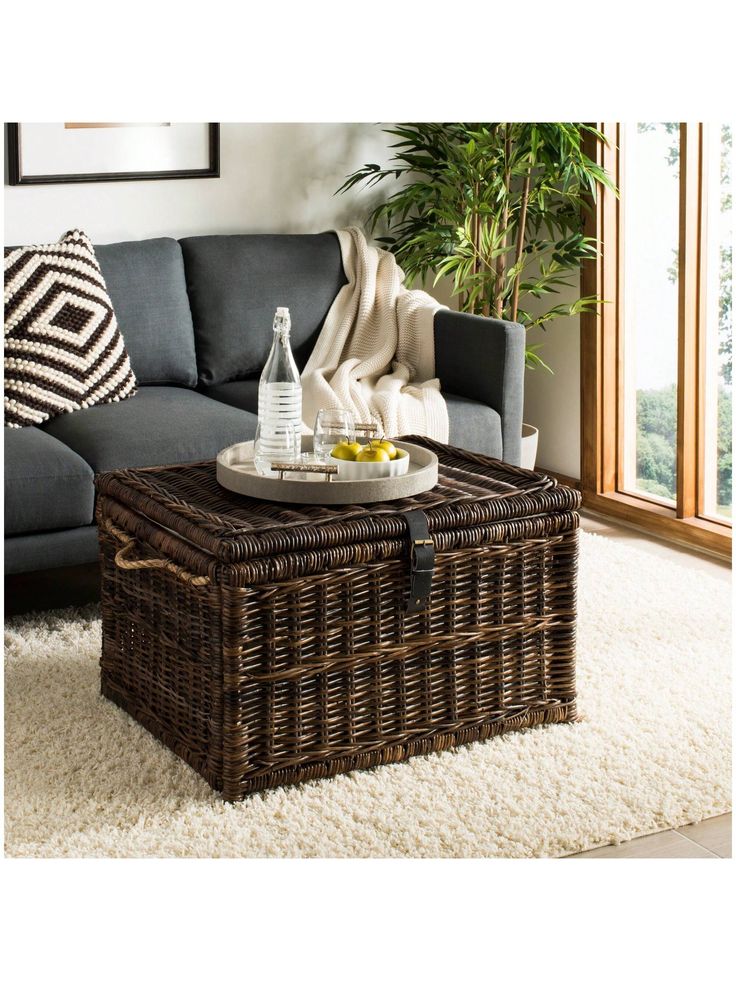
[180,232,347,385]
[94,238,198,387]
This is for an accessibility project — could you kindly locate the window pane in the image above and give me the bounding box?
[701,124,733,523]
[621,123,680,504]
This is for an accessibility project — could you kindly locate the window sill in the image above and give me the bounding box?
[581,489,732,561]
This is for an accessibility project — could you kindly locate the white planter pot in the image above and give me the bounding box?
[520,424,539,470]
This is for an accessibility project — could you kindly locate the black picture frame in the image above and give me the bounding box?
[5,123,220,186]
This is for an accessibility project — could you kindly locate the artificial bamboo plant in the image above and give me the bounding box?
[339,123,615,370]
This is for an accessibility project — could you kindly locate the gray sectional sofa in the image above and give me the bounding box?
[4,232,525,577]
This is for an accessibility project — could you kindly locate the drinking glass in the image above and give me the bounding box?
[313,408,355,461]
[254,420,301,476]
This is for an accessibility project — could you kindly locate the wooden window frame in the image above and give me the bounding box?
[580,122,732,559]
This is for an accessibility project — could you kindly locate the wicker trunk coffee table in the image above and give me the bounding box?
[96,437,581,802]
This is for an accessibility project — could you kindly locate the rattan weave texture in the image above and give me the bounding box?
[97,437,580,800]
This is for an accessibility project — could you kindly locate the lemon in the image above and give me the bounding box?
[355,446,390,463]
[331,441,362,461]
[370,438,398,460]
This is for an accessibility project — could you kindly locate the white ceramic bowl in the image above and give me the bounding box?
[332,447,410,481]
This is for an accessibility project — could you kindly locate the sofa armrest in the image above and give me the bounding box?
[434,309,525,465]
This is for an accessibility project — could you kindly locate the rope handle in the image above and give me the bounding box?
[104,521,211,587]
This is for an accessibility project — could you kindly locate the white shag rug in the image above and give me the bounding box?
[4,531,731,858]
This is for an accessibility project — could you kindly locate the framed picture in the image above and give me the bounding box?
[6,122,220,185]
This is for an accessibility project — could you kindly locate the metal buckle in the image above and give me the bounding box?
[411,537,434,569]
[404,510,435,612]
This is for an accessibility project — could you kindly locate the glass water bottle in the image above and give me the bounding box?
[255,307,302,468]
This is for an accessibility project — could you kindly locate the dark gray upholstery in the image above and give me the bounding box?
[203,379,259,414]
[43,387,257,473]
[180,233,346,384]
[434,310,525,466]
[5,525,99,575]
[445,393,503,459]
[95,238,198,387]
[4,427,94,535]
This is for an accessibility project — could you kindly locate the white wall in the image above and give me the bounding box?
[5,122,582,477]
[523,312,581,478]
[4,123,394,244]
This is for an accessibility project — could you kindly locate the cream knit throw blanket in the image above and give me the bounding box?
[301,227,449,441]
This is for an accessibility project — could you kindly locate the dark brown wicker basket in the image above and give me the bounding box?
[96,437,580,801]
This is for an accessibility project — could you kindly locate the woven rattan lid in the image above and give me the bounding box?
[96,436,580,566]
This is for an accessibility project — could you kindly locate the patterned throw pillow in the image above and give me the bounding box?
[4,229,137,428]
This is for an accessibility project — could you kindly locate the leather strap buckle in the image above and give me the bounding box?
[403,510,435,613]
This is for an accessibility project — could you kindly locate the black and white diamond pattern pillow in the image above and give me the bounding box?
[4,229,137,428]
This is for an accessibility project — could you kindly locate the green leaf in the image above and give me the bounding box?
[336,121,616,375]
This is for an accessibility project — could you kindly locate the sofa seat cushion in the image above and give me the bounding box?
[180,233,347,385]
[95,238,198,387]
[445,392,503,459]
[43,386,257,473]
[4,426,95,535]
[204,382,503,459]
[5,526,100,576]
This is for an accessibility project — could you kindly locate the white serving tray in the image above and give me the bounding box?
[216,437,439,505]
